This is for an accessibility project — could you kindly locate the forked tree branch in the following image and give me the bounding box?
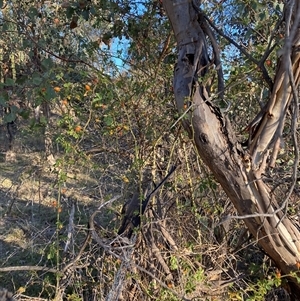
[203,14,274,90]
[163,0,300,292]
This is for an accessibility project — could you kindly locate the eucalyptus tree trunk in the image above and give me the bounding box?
[163,0,300,293]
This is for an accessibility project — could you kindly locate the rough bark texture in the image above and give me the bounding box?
[163,0,300,294]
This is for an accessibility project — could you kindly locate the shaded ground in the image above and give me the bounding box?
[0,120,293,301]
[0,148,122,299]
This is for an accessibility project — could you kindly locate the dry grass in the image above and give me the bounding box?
[0,97,294,301]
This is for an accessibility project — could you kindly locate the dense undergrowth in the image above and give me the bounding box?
[0,1,297,300]
[0,87,292,300]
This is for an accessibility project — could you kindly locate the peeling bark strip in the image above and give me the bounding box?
[163,0,300,292]
[249,1,300,168]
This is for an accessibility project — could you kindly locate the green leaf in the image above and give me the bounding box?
[170,255,178,270]
[40,115,47,125]
[28,7,38,18]
[10,105,19,114]
[66,7,75,19]
[16,76,27,85]
[4,112,16,123]
[259,11,267,21]
[5,78,15,86]
[93,93,102,103]
[23,39,31,48]
[34,96,44,106]
[18,109,30,119]
[2,21,9,31]
[0,93,8,106]
[103,115,113,126]
[81,10,89,21]
[45,86,56,101]
[90,6,96,15]
[41,58,53,70]
[32,73,43,85]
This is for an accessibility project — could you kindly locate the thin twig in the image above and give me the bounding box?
[203,15,273,89]
[0,266,58,273]
[62,195,122,273]
[64,201,75,253]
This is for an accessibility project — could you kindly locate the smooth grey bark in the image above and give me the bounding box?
[163,0,300,293]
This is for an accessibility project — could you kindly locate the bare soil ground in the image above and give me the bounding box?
[0,145,122,299]
[0,120,293,301]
